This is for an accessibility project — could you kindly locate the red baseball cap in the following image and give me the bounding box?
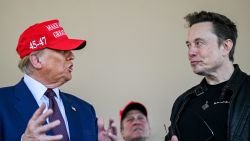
[16,19,86,58]
[120,101,148,121]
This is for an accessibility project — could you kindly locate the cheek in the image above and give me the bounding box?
[48,58,65,68]
[208,49,222,60]
[199,48,216,60]
[123,124,133,131]
[43,60,65,74]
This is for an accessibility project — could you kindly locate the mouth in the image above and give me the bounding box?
[190,60,201,65]
[132,127,144,132]
[68,64,73,72]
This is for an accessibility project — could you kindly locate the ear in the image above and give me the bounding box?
[121,132,126,140]
[29,54,42,69]
[120,127,125,138]
[221,39,233,56]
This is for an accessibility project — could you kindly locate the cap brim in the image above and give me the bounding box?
[48,39,86,51]
[121,102,147,121]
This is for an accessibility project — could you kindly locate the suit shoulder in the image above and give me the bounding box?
[60,92,93,107]
[175,84,200,102]
[170,84,200,121]
[0,79,24,96]
[0,85,15,91]
[0,85,15,97]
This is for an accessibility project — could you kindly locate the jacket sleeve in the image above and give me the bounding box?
[90,105,98,141]
[165,92,189,141]
[0,118,2,141]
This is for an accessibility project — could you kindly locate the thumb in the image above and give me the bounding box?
[171,135,178,141]
[97,117,105,131]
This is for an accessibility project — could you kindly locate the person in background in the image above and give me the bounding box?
[166,11,250,141]
[0,19,117,141]
[120,101,151,141]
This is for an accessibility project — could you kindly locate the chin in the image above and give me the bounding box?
[192,66,204,75]
[132,131,145,137]
[131,135,147,141]
[66,73,72,79]
[193,69,206,76]
[66,77,72,81]
[63,75,72,82]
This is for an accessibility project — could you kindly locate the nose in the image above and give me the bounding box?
[188,45,197,59]
[66,51,74,61]
[132,118,143,125]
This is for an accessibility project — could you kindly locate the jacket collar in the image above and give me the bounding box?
[14,79,83,139]
[13,79,39,123]
[193,64,247,97]
[224,64,247,95]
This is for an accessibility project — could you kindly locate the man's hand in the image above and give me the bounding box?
[22,103,63,141]
[170,135,178,141]
[98,118,117,141]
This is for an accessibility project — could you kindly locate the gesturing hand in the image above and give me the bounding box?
[98,117,118,141]
[22,103,63,141]
[170,135,178,141]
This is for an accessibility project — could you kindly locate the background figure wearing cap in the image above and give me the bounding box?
[0,19,117,141]
[120,101,151,141]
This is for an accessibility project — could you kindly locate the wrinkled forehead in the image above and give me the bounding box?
[125,109,147,118]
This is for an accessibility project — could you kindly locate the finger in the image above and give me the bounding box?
[108,132,118,141]
[31,109,53,132]
[108,118,114,128]
[171,135,178,141]
[26,104,48,130]
[37,120,61,134]
[30,103,46,121]
[108,118,117,135]
[40,134,63,141]
[36,109,53,126]
[97,117,105,131]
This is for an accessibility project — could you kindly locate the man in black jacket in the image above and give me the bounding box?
[166,11,250,141]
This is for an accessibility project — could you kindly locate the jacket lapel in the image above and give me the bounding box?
[13,79,39,123]
[60,93,82,141]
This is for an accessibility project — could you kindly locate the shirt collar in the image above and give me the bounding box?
[23,74,60,100]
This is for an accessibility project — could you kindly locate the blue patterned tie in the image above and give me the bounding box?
[45,89,69,141]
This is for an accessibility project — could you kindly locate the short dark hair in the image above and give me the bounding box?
[184,11,238,62]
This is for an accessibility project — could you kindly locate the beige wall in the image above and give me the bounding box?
[1,0,250,140]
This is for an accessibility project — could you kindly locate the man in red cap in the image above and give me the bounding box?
[120,101,151,141]
[0,19,117,141]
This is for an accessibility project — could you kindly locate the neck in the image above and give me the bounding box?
[205,62,234,85]
[29,73,64,88]
[129,137,148,141]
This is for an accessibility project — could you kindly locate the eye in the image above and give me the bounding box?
[186,43,191,48]
[126,117,134,122]
[194,40,204,48]
[138,115,146,121]
[60,50,67,54]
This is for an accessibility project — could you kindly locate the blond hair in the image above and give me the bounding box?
[18,50,44,74]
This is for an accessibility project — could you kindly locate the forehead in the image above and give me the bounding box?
[125,109,146,117]
[42,48,68,53]
[187,22,216,41]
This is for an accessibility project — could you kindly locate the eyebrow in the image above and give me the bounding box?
[186,38,205,44]
[194,38,204,42]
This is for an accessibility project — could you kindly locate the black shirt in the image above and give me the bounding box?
[178,81,230,141]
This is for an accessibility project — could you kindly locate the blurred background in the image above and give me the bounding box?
[1,0,250,140]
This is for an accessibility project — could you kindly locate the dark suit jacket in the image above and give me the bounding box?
[0,79,98,141]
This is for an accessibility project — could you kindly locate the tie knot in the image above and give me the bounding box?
[45,89,56,99]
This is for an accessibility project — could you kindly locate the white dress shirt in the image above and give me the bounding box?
[23,74,70,137]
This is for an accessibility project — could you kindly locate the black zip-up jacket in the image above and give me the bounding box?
[165,64,250,141]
